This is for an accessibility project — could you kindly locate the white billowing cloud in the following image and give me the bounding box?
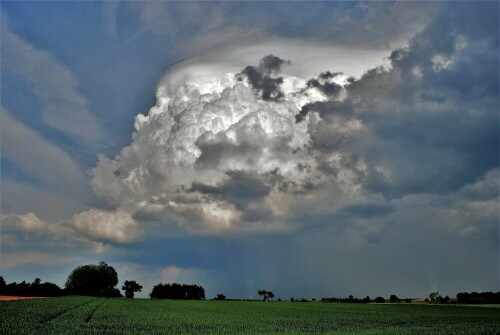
[1,212,51,235]
[0,108,90,199]
[90,2,498,237]
[0,210,136,250]
[70,209,139,243]
[90,57,359,232]
[1,26,103,142]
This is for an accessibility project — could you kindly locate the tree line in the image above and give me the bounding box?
[149,283,205,300]
[0,261,201,300]
[2,261,499,303]
[0,277,64,297]
[456,292,500,304]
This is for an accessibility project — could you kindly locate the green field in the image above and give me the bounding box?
[1,296,499,335]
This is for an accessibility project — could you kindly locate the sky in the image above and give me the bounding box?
[0,1,498,300]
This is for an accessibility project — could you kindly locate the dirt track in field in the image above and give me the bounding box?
[0,296,48,301]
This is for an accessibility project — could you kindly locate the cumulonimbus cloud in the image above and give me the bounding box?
[89,3,498,238]
[90,55,351,233]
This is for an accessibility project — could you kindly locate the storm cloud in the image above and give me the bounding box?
[89,0,498,242]
[2,1,497,298]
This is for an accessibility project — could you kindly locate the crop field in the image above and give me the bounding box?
[1,296,499,335]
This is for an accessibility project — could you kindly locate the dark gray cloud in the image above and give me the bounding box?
[194,133,262,170]
[238,55,290,101]
[305,71,344,100]
[259,54,290,74]
[307,79,343,97]
[319,71,342,80]
[191,170,271,211]
[296,100,353,124]
[298,2,499,200]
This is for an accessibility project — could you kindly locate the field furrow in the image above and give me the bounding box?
[0,296,96,334]
[39,297,99,324]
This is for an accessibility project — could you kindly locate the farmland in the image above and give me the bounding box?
[1,296,499,334]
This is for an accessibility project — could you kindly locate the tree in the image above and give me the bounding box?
[258,289,274,301]
[122,280,143,298]
[0,276,6,294]
[65,261,120,297]
[457,291,500,304]
[375,296,385,303]
[149,283,205,300]
[429,292,440,302]
[1,277,63,297]
[390,294,400,303]
[215,293,226,300]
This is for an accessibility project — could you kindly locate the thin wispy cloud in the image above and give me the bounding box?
[1,25,104,143]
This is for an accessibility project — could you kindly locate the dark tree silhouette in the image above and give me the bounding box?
[215,293,226,300]
[0,276,6,294]
[258,290,274,301]
[457,291,500,304]
[122,280,143,298]
[375,296,385,303]
[65,261,121,297]
[6,281,30,296]
[0,277,63,297]
[150,283,205,300]
[390,294,400,303]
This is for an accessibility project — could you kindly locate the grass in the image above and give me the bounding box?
[1,296,499,334]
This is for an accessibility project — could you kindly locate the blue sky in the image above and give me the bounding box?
[1,1,498,299]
